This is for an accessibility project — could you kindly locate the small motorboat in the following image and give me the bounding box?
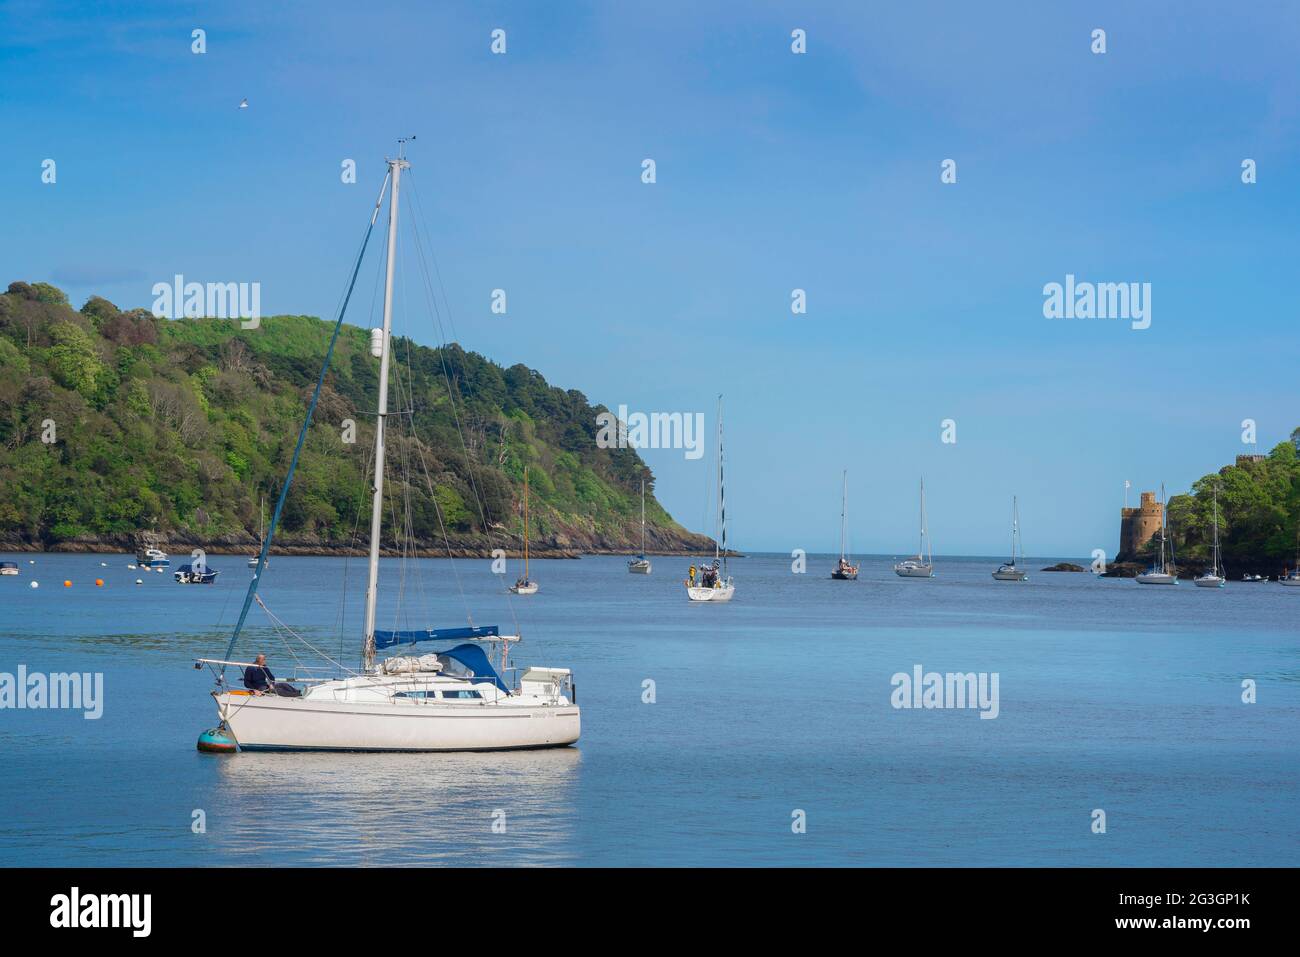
[510,577,539,595]
[1242,573,1267,582]
[0,561,19,576]
[174,563,219,584]
[136,547,170,569]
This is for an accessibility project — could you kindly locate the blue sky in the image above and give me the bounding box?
[4,1,1298,555]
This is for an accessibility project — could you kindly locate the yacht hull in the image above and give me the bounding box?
[687,584,735,602]
[894,564,934,578]
[509,583,539,595]
[1194,576,1225,588]
[628,561,652,574]
[1281,578,1300,587]
[216,693,580,752]
[992,569,1027,581]
[1136,573,1178,585]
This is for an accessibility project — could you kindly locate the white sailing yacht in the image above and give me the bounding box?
[1282,527,1300,587]
[509,466,539,594]
[686,395,734,601]
[1136,483,1178,585]
[830,470,859,580]
[247,496,267,569]
[1194,487,1225,588]
[992,496,1028,581]
[628,477,651,574]
[195,146,578,752]
[894,478,935,578]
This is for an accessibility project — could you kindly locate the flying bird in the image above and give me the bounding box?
[238,98,248,109]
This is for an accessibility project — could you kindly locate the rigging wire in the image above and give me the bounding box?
[220,169,392,676]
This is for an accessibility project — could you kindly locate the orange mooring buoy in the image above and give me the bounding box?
[95,578,104,587]
[63,580,72,587]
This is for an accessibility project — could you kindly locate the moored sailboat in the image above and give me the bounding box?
[1194,486,1225,588]
[830,470,859,580]
[248,496,267,569]
[194,144,578,752]
[1136,484,1178,584]
[1281,527,1300,587]
[894,478,934,578]
[509,466,539,594]
[686,395,734,601]
[628,477,652,574]
[992,496,1028,581]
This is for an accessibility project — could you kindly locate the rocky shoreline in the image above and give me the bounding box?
[0,527,730,559]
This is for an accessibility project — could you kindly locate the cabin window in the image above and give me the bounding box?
[394,690,434,700]
[441,689,482,699]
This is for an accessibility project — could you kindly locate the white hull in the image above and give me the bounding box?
[1136,572,1178,585]
[1194,575,1225,588]
[1281,577,1300,587]
[217,692,579,752]
[894,563,934,578]
[687,583,735,602]
[628,561,651,574]
[992,568,1027,581]
[509,583,539,595]
[0,569,18,576]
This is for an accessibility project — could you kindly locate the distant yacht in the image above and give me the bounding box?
[1194,486,1225,588]
[136,546,170,569]
[248,496,268,569]
[1282,527,1300,587]
[830,470,859,580]
[992,496,1028,581]
[686,395,734,602]
[627,477,651,574]
[1136,484,1178,585]
[894,478,934,578]
[509,466,539,595]
[0,561,18,576]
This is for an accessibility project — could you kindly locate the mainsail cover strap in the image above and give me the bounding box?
[373,625,500,650]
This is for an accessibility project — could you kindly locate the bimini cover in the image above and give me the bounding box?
[372,624,499,650]
[440,643,509,694]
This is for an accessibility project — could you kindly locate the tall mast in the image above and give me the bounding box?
[523,466,530,579]
[362,150,409,671]
[840,470,848,561]
[716,394,725,574]
[1159,483,1168,572]
[1212,487,1220,575]
[919,477,927,561]
[1011,496,1019,564]
[640,476,646,555]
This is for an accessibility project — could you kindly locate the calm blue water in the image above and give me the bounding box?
[0,551,1296,866]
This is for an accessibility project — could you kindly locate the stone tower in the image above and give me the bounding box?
[1118,491,1162,561]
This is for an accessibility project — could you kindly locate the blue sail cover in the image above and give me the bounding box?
[439,643,509,694]
[373,624,500,650]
